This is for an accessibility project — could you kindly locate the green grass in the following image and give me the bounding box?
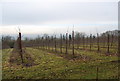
[2,47,119,79]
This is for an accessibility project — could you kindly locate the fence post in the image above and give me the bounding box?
[66,33,68,54]
[118,30,120,79]
[86,36,88,48]
[60,34,62,53]
[97,33,100,52]
[69,34,71,48]
[96,66,98,81]
[46,36,47,50]
[111,34,114,47]
[107,33,110,54]
[48,36,50,50]
[118,31,120,56]
[83,35,85,50]
[52,36,53,51]
[90,34,92,51]
[19,32,24,63]
[72,31,74,56]
[55,35,57,52]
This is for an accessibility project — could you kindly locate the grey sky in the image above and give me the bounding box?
[0,0,118,35]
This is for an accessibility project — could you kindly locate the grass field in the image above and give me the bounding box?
[2,47,119,79]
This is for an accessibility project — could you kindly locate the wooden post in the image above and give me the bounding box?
[111,34,114,47]
[45,36,47,50]
[90,34,92,51]
[97,33,100,52]
[55,35,57,52]
[66,33,68,54]
[43,37,45,49]
[52,36,53,51]
[48,36,50,50]
[83,35,85,50]
[60,34,62,53]
[19,32,24,63]
[96,66,98,81]
[118,30,120,80]
[42,37,44,49]
[77,37,79,49]
[107,33,110,54]
[72,31,74,56]
[118,30,120,57]
[86,36,88,48]
[69,34,71,48]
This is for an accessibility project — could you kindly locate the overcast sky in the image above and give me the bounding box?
[0,0,119,36]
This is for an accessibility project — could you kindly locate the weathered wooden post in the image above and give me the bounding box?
[45,36,47,50]
[42,37,44,49]
[111,34,114,47]
[90,34,92,51]
[86,36,88,48]
[83,35,85,50]
[77,36,79,49]
[48,36,50,50]
[66,32,68,54]
[54,35,57,52]
[97,33,100,52]
[69,34,72,48]
[107,33,110,54]
[51,36,54,51]
[96,66,98,81]
[72,30,74,56]
[18,32,24,63]
[60,34,62,53]
[118,30,120,57]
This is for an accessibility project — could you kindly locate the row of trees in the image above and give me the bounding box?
[1,30,119,55]
[22,30,119,55]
